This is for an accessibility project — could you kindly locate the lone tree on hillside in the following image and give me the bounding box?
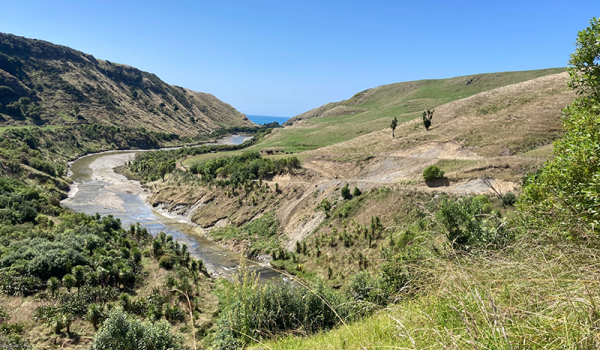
[390,117,398,137]
[422,109,434,131]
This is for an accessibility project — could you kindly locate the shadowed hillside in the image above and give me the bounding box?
[0,33,253,135]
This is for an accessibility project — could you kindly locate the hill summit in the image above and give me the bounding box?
[0,33,253,135]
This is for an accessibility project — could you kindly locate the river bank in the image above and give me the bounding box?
[61,134,280,279]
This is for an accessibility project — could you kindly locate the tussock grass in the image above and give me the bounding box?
[253,232,600,349]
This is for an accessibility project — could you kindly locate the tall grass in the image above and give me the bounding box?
[252,230,600,349]
[213,263,356,349]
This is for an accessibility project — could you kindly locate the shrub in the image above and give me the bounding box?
[158,254,174,269]
[502,192,517,207]
[341,183,352,200]
[423,165,444,181]
[436,196,511,250]
[352,186,362,196]
[90,308,184,350]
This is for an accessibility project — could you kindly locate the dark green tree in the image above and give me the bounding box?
[73,103,80,117]
[390,117,398,137]
[422,109,434,131]
[47,277,60,296]
[423,165,444,181]
[72,266,85,288]
[62,274,75,293]
[86,304,104,329]
[352,186,362,197]
[341,183,352,200]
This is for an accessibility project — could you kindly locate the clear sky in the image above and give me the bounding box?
[0,1,597,116]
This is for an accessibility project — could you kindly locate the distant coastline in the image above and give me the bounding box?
[246,115,290,125]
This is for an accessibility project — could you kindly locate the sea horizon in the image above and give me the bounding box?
[246,115,290,125]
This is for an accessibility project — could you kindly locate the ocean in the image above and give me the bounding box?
[246,115,290,125]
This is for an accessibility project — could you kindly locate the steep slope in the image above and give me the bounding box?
[0,33,253,135]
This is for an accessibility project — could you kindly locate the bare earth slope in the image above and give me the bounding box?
[0,33,253,135]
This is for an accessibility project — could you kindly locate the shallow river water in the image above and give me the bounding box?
[61,136,281,279]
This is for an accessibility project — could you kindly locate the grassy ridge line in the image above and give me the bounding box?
[254,68,565,153]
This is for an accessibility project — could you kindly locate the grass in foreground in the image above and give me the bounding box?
[253,233,600,349]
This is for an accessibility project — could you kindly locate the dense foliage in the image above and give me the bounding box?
[127,128,275,182]
[521,17,600,237]
[436,195,511,250]
[90,308,184,350]
[422,165,444,181]
[189,151,300,186]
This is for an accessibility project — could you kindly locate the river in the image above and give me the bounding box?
[61,135,281,279]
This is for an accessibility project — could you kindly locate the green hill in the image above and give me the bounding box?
[260,68,565,153]
[0,33,253,136]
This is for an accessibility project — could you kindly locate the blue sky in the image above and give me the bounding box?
[0,1,597,116]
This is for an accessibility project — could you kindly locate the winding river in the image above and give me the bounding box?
[62,136,281,279]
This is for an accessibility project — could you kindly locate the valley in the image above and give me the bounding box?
[0,17,599,350]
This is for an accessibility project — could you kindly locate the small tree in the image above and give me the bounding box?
[341,183,352,200]
[502,192,517,207]
[422,109,434,131]
[47,277,60,296]
[62,274,75,293]
[353,186,362,196]
[72,266,85,288]
[390,117,398,137]
[86,304,104,329]
[423,165,444,181]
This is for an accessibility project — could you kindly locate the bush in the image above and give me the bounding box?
[353,186,362,196]
[341,183,352,200]
[423,165,444,181]
[436,196,511,250]
[90,308,184,350]
[158,254,174,270]
[502,192,517,207]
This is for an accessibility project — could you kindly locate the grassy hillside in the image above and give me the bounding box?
[183,71,573,185]
[257,68,564,153]
[0,33,253,135]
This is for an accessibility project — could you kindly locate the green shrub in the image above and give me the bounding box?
[158,254,174,269]
[502,192,517,207]
[341,183,352,200]
[436,196,511,250]
[423,165,444,181]
[90,308,184,350]
[520,17,600,236]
